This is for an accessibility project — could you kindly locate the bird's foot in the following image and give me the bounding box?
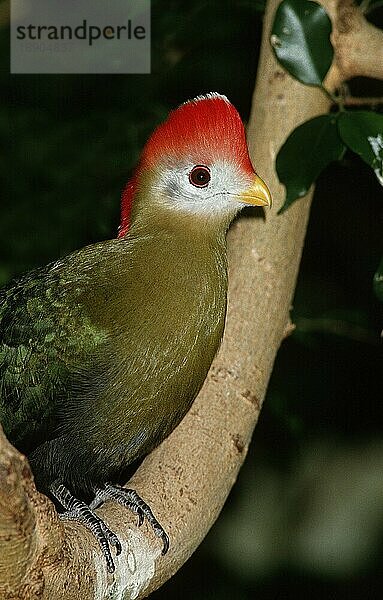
[91,483,169,555]
[50,481,121,573]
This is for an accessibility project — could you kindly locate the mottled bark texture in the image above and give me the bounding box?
[1,1,382,598]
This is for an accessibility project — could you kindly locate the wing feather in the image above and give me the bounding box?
[0,253,109,453]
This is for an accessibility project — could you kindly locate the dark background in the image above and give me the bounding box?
[2,1,383,598]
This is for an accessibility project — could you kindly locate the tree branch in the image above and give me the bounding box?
[324,0,383,88]
[1,1,382,598]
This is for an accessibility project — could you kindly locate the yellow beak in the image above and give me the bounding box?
[239,173,272,208]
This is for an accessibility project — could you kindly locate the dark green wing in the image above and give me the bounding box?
[0,254,108,454]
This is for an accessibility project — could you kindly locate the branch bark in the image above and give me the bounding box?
[324,0,383,87]
[1,1,382,599]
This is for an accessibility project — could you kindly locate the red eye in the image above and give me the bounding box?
[189,165,211,188]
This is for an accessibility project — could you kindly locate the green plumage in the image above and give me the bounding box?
[0,93,271,569]
[0,207,228,495]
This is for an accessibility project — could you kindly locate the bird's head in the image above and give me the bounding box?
[118,93,271,237]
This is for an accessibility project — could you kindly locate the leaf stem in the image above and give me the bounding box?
[321,85,345,111]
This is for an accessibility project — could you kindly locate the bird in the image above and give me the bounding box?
[0,93,271,572]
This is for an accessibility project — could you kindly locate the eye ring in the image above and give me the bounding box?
[189,165,211,188]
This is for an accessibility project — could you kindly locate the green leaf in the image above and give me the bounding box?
[276,114,345,213]
[338,111,383,186]
[271,0,333,86]
[373,257,383,302]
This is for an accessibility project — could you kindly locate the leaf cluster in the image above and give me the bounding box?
[270,0,383,299]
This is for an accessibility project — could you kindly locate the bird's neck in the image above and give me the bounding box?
[125,204,228,294]
[118,192,229,337]
[126,174,234,243]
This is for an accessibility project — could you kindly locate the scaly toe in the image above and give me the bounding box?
[95,483,170,555]
[50,481,121,573]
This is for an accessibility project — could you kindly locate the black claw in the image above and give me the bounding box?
[108,535,122,556]
[151,518,169,554]
[137,510,144,527]
[161,531,170,555]
[107,560,116,574]
[100,484,170,555]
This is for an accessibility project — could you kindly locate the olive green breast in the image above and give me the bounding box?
[71,215,229,469]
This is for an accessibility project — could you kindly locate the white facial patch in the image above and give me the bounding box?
[153,159,254,219]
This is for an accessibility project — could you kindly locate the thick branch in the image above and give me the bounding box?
[0,1,381,599]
